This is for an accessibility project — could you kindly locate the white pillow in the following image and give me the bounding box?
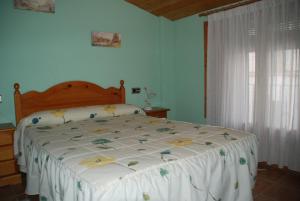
[19,104,145,127]
[22,110,65,126]
[64,104,145,122]
[100,104,145,117]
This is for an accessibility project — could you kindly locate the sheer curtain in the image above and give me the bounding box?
[207,0,300,171]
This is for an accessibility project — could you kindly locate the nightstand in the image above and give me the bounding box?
[0,123,21,187]
[143,107,170,118]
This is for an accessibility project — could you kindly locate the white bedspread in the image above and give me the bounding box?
[16,114,257,201]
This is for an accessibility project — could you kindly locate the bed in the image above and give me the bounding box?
[13,80,258,201]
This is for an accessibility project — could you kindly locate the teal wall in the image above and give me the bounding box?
[0,0,206,125]
[159,18,176,119]
[172,16,207,124]
[159,16,207,124]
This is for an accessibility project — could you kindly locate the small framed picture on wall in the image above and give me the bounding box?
[91,32,121,48]
[14,0,55,13]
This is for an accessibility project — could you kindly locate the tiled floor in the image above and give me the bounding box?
[1,169,299,201]
[253,168,300,201]
[0,174,38,201]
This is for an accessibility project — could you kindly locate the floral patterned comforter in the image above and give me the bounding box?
[17,113,257,201]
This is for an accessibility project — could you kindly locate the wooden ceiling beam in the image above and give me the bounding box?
[151,0,198,16]
[126,0,181,14]
[148,0,184,15]
[125,0,261,21]
[125,0,149,10]
[164,0,242,20]
[143,0,180,11]
[198,0,261,16]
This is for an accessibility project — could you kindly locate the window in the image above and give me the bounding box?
[248,49,300,128]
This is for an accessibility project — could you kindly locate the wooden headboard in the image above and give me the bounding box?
[14,80,125,124]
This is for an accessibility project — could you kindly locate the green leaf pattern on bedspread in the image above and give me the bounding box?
[143,193,150,201]
[77,181,82,191]
[128,161,139,166]
[160,168,169,177]
[240,157,247,165]
[91,138,112,145]
[40,196,48,201]
[17,113,257,201]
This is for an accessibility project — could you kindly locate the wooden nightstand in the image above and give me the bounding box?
[143,107,170,118]
[0,123,21,187]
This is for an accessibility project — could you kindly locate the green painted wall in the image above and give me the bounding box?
[172,16,207,124]
[159,18,176,119]
[159,15,207,124]
[0,0,164,123]
[0,0,206,125]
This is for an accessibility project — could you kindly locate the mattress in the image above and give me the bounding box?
[15,106,257,201]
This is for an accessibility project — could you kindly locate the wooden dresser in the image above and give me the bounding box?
[143,107,170,118]
[0,123,21,187]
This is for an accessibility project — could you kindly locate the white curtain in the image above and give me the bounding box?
[207,0,300,171]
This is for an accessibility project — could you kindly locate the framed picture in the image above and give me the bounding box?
[91,32,121,48]
[14,0,55,13]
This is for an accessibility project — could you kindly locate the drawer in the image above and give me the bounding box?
[0,173,22,187]
[0,160,17,177]
[0,130,13,146]
[0,146,14,161]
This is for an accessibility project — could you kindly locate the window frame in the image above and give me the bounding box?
[204,21,208,118]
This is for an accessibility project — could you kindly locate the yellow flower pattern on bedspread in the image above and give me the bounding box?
[103,105,116,114]
[80,156,115,168]
[168,138,193,147]
[51,110,66,117]
[91,128,110,134]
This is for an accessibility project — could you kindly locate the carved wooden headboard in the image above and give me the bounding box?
[14,80,125,124]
